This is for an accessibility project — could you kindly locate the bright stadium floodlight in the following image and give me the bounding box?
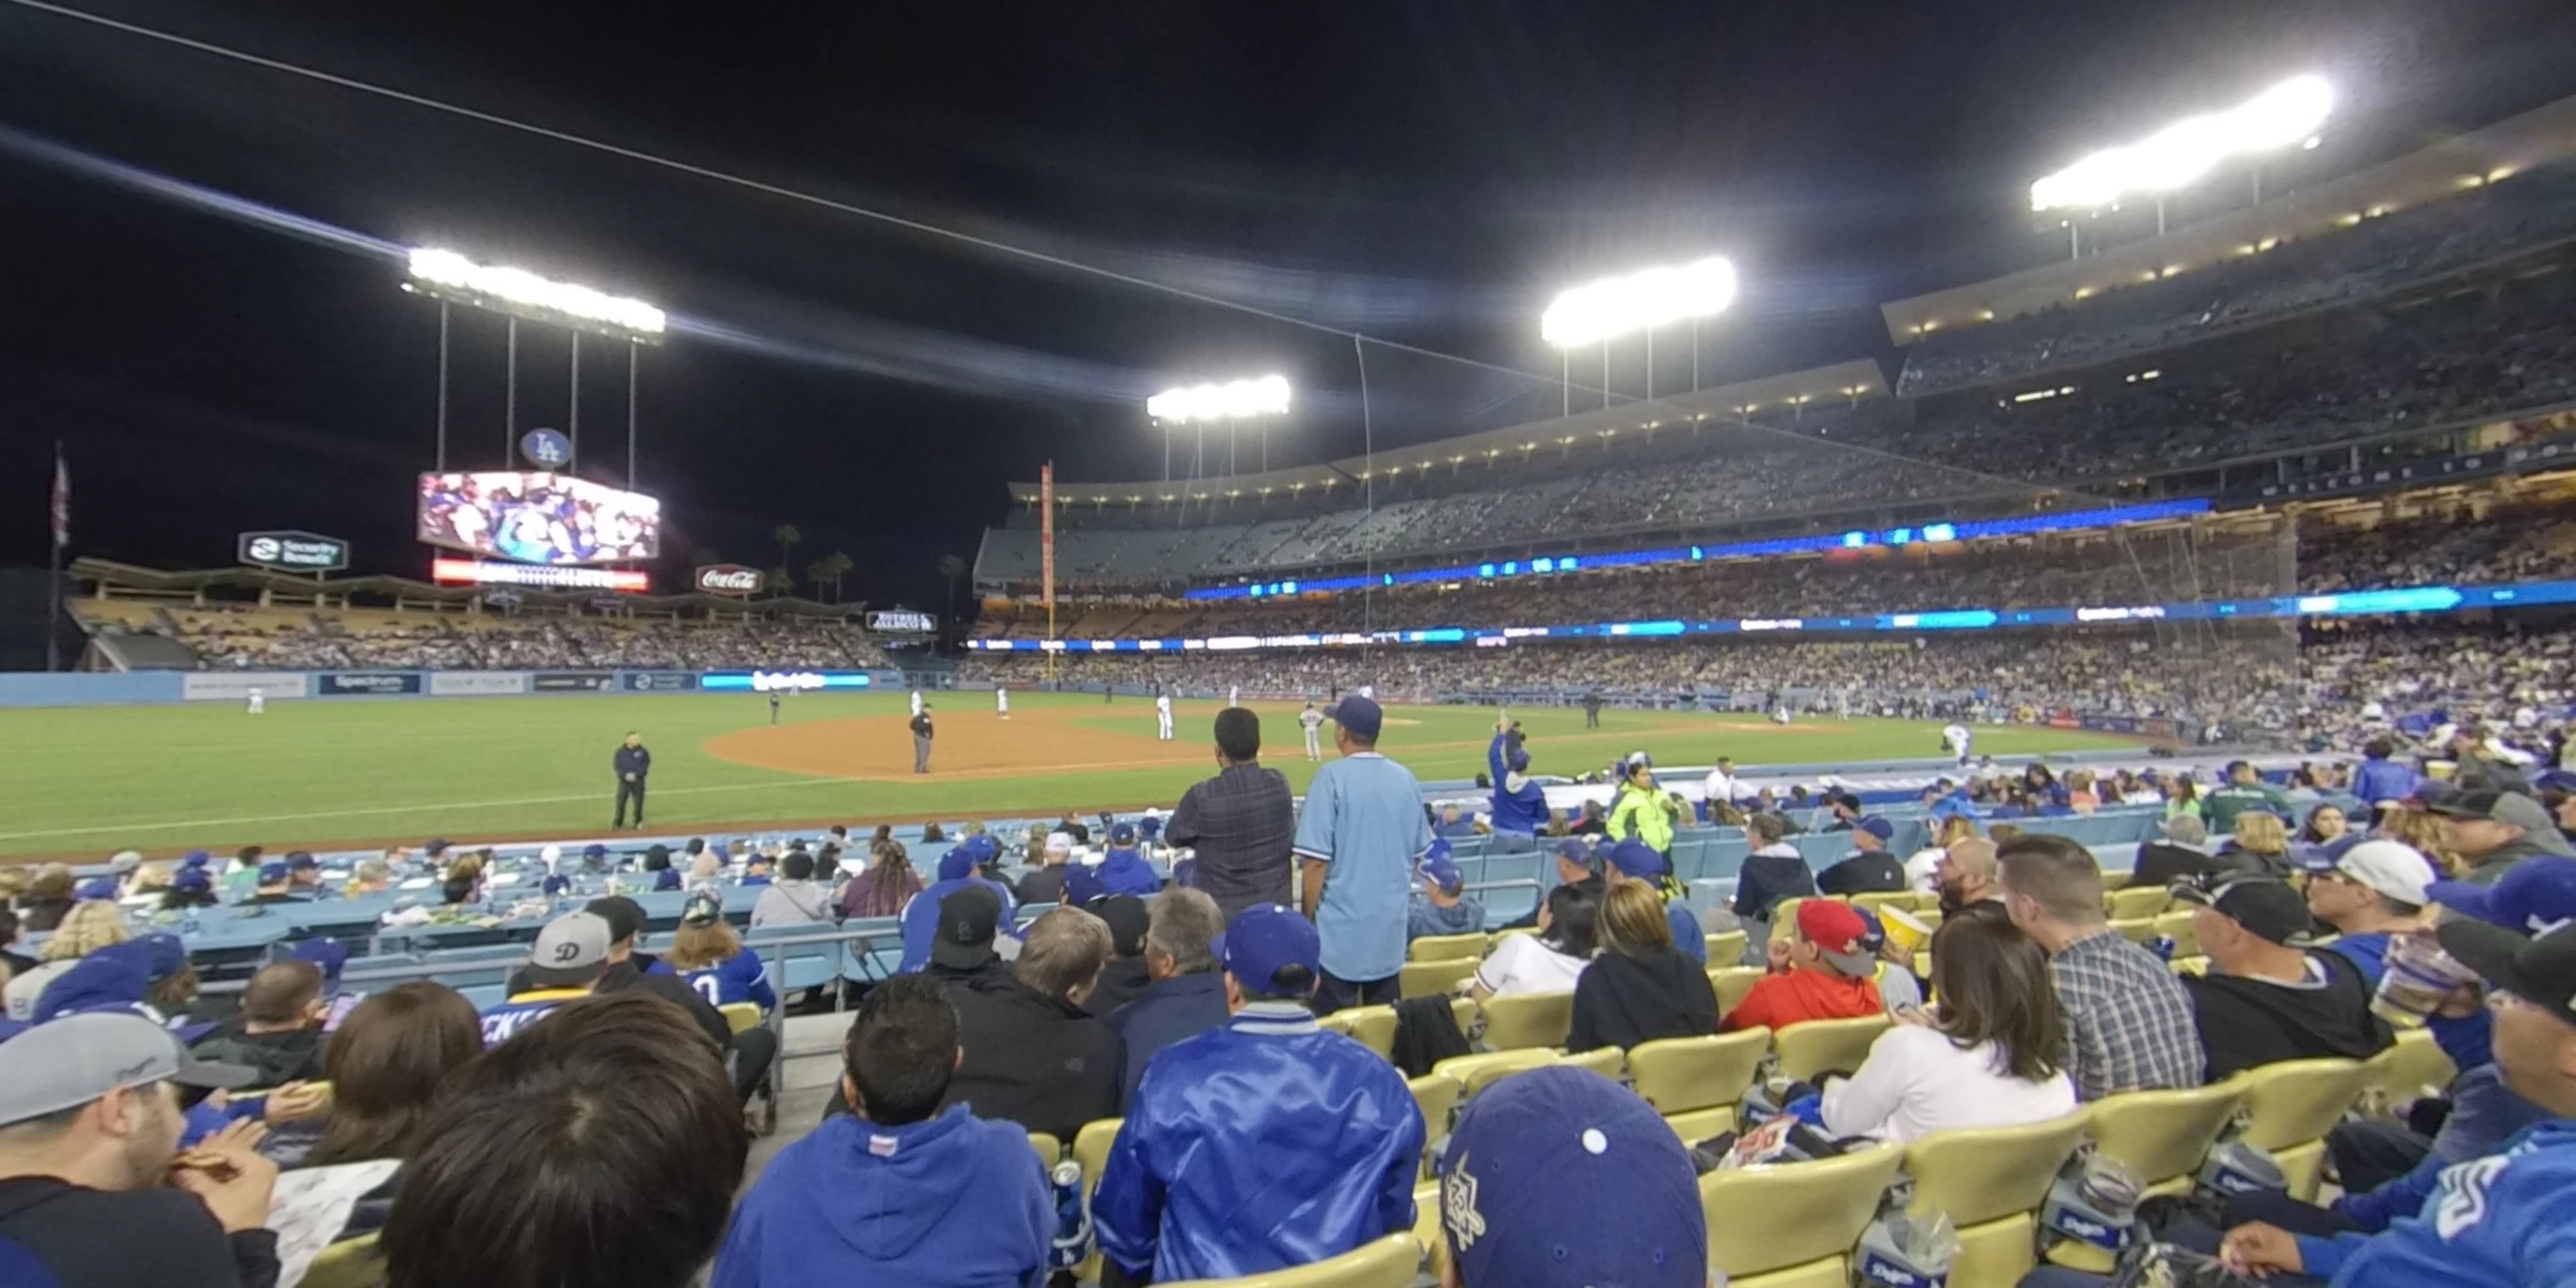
[406,247,666,336]
[1541,256,1738,348]
[2030,74,2334,213]
[1146,374,1291,424]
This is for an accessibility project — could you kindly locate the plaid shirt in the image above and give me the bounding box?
[1163,761,1296,923]
[2051,927,2206,1100]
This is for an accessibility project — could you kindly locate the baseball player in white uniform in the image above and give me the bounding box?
[1228,684,1241,707]
[1942,722,1974,766]
[909,689,924,718]
[995,686,1009,719]
[245,686,265,715]
[1299,701,1324,760]
[1156,689,1174,741]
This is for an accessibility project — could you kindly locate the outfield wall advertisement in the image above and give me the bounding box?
[316,673,425,697]
[180,674,310,702]
[429,672,530,697]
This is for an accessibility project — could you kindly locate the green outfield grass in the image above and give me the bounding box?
[0,691,2142,859]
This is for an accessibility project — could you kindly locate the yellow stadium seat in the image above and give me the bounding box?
[1850,891,1916,914]
[2152,909,2199,958]
[1400,957,1480,999]
[2169,955,2209,976]
[302,1234,381,1288]
[2366,1028,2458,1108]
[1906,1113,2090,1288]
[1072,1118,1124,1280]
[1629,1031,1770,1141]
[2048,1078,2248,1272]
[2108,886,2171,919]
[2106,918,2157,944]
[1413,1182,1447,1282]
[1434,1049,1558,1097]
[1558,1046,1624,1080]
[1773,1014,1891,1083]
[1029,1132,1063,1165]
[1769,897,1809,942]
[719,1002,763,1035]
[1710,966,1765,1016]
[1406,1074,1461,1176]
[1701,1144,1903,1285]
[1411,932,1487,962]
[1324,1005,1400,1062]
[1156,1234,1424,1288]
[2240,1058,2371,1200]
[1913,891,1943,913]
[1486,927,1538,952]
[1705,930,1748,966]
[1479,991,1574,1051]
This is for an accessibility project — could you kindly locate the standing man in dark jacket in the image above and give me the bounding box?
[0,1012,276,1288]
[909,705,934,774]
[938,897,1124,1141]
[613,731,651,830]
[1163,708,1296,923]
[1106,887,1233,1110]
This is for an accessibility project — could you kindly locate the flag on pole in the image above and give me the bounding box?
[50,446,69,548]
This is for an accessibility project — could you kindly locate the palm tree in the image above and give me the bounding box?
[820,552,854,602]
[769,566,796,598]
[938,553,968,636]
[805,558,834,602]
[770,525,802,580]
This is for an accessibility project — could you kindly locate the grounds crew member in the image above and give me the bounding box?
[613,730,651,830]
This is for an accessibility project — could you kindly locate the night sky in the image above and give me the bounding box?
[5,0,2574,615]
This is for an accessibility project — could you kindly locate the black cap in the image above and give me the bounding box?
[584,895,647,946]
[2171,874,2315,947]
[1095,895,1150,959]
[931,886,1002,970]
[2440,919,2576,1030]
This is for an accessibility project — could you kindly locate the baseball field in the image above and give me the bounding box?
[0,691,2146,860]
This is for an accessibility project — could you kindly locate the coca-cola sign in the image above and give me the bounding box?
[696,564,763,596]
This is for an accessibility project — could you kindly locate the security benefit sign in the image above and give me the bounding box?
[237,530,352,574]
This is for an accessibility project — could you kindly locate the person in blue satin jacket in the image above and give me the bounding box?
[1092,905,1423,1285]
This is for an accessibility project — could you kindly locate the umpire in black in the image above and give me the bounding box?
[613,730,652,829]
[910,704,934,774]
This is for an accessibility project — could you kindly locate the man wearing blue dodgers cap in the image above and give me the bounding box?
[1408,839,1487,941]
[1095,904,1423,1285]
[1607,839,1706,963]
[0,1012,275,1288]
[895,835,1017,974]
[1817,815,1907,897]
[236,860,305,908]
[1439,1066,1707,1288]
[1096,823,1162,898]
[1295,694,1436,1011]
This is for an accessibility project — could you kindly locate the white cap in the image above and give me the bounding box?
[1045,832,1074,855]
[541,844,562,866]
[2334,840,2437,906]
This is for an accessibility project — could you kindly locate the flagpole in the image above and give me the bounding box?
[47,442,66,672]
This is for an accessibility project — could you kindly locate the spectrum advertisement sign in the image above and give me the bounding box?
[315,672,425,697]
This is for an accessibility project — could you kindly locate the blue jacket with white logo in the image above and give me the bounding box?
[1488,734,1547,836]
[650,951,776,1011]
[897,876,1018,974]
[711,1106,1051,1288]
[1093,1002,1423,1283]
[2296,1119,2576,1285]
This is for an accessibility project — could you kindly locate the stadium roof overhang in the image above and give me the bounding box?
[1007,358,1889,502]
[1879,93,2576,346]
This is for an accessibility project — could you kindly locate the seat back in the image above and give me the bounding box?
[301,1233,382,1288]
[719,1002,763,1035]
[1849,891,1917,914]
[2106,918,2158,944]
[1770,897,1810,942]
[1904,1113,2091,1227]
[1773,1015,1892,1082]
[1629,1031,1770,1115]
[1704,930,1748,966]
[2086,1079,2248,1186]
[2108,886,2171,919]
[1479,991,1574,1051]
[2151,909,2199,957]
[1400,957,1480,999]
[1559,1046,1624,1080]
[1434,1048,1559,1097]
[2366,1028,2459,1105]
[1029,1132,1063,1165]
[1074,1118,1123,1192]
[1407,1074,1463,1143]
[1709,966,1765,1016]
[1411,932,1487,962]
[1700,1145,1904,1277]
[2240,1058,2370,1152]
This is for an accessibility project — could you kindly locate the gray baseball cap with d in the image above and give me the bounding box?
[524,911,614,988]
[0,1012,254,1125]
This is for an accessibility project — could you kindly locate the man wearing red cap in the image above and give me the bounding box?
[1721,900,1884,1033]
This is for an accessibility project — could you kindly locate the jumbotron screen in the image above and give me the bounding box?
[416,471,661,565]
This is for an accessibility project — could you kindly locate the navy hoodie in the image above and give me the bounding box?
[712,1107,1052,1288]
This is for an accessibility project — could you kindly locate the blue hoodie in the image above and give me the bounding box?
[1095,847,1163,897]
[1488,734,1546,836]
[711,1107,1052,1288]
[2296,1119,2576,1285]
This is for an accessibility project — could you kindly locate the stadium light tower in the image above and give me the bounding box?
[399,247,664,486]
[2029,74,2334,253]
[1147,374,1291,481]
[1541,256,1738,415]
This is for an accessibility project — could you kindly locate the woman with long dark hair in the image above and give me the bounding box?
[838,839,922,919]
[1470,882,1600,1001]
[1818,916,2075,1142]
